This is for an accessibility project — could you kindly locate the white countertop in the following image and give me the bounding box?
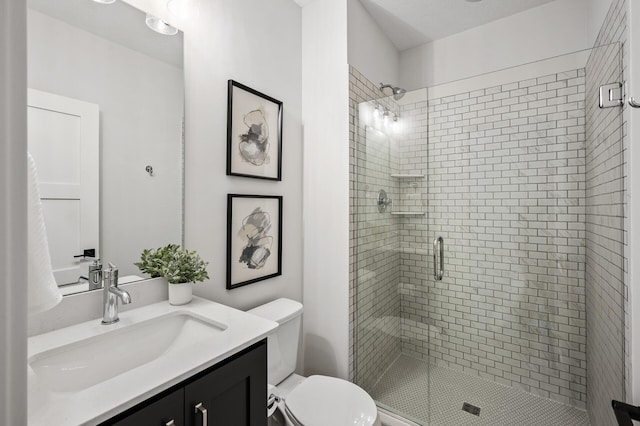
[27,297,278,426]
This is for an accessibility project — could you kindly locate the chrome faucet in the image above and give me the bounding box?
[101,262,131,324]
[87,259,102,291]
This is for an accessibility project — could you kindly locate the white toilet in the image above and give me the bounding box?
[248,298,381,426]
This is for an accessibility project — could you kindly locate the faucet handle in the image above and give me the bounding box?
[104,262,119,286]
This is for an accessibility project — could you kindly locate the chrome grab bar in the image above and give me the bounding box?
[433,236,444,281]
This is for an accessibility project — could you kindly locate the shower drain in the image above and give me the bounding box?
[462,402,481,416]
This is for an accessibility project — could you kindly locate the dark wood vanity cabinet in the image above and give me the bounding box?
[102,339,267,426]
[111,389,184,426]
[184,338,267,426]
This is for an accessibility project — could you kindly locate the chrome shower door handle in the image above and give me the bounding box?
[433,236,444,281]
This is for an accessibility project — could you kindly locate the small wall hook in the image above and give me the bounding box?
[145,165,154,176]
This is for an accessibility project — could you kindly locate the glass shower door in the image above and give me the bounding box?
[353,92,431,425]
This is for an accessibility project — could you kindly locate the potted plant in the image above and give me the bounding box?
[135,244,209,305]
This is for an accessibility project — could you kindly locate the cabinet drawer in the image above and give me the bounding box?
[111,388,184,426]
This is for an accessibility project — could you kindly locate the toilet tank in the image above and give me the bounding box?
[248,298,303,385]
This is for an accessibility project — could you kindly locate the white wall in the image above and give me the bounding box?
[426,50,589,100]
[125,0,303,311]
[347,0,400,87]
[0,0,27,424]
[183,0,302,310]
[400,0,590,90]
[587,0,615,46]
[302,0,351,379]
[27,9,183,279]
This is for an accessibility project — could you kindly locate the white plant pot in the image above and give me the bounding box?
[168,282,193,305]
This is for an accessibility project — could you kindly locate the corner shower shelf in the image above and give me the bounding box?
[395,247,428,256]
[390,174,425,179]
[391,211,425,216]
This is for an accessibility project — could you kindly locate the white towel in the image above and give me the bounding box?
[27,152,62,315]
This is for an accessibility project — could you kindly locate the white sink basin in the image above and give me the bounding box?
[28,297,278,426]
[29,311,226,392]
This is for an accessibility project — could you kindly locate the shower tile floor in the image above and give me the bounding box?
[369,355,590,426]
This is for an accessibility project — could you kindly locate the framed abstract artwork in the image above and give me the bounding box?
[227,194,283,289]
[227,80,283,181]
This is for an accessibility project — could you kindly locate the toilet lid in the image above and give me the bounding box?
[284,375,378,426]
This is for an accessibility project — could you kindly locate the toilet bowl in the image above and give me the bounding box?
[248,299,380,426]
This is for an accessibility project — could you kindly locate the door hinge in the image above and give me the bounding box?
[599,82,624,108]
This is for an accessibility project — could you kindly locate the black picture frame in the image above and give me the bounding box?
[227,80,283,181]
[227,194,283,289]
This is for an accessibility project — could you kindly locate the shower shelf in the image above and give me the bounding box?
[394,248,428,255]
[390,174,425,179]
[391,211,425,216]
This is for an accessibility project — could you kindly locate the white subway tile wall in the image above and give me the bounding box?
[585,0,628,424]
[415,68,588,409]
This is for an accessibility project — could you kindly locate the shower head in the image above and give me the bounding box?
[379,83,406,100]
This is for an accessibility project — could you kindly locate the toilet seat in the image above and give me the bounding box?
[283,375,378,426]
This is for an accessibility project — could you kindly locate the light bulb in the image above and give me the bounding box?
[145,14,178,35]
[373,104,381,118]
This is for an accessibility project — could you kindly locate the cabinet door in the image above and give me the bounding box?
[185,341,267,426]
[110,388,184,426]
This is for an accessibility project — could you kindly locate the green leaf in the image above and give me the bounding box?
[134,244,209,284]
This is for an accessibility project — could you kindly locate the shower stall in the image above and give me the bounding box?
[350,43,626,425]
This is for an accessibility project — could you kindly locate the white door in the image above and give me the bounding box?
[27,89,99,286]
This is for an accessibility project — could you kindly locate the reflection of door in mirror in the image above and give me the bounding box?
[27,89,99,288]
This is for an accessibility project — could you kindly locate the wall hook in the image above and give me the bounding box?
[145,165,154,176]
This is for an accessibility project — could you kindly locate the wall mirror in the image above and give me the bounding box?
[27,0,184,296]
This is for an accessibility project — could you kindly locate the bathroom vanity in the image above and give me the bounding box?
[105,340,266,426]
[27,297,277,425]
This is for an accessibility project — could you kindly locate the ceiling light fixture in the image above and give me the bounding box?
[92,0,117,4]
[145,14,178,36]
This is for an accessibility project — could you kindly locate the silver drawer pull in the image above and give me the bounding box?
[166,421,175,426]
[433,236,444,281]
[195,402,208,426]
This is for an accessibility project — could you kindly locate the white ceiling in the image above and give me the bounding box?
[359,0,557,51]
[28,0,183,68]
